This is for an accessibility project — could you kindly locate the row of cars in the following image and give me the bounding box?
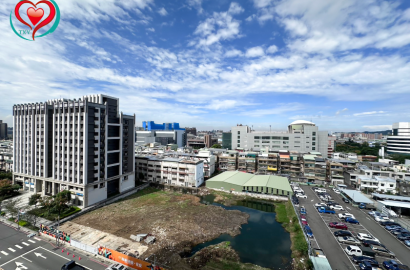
[368,211,410,246]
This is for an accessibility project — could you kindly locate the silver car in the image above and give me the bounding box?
[337,236,361,245]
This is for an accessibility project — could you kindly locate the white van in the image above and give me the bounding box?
[344,245,362,256]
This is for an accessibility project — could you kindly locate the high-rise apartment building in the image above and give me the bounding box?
[231,120,328,157]
[0,120,7,139]
[12,94,135,207]
[387,122,410,155]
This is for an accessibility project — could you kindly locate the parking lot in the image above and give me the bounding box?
[295,185,410,270]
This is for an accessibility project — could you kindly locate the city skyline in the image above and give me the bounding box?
[1,0,410,131]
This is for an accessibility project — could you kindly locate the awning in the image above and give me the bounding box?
[341,190,373,204]
[379,200,410,209]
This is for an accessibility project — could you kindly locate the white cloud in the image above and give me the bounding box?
[186,0,203,14]
[266,45,278,54]
[158,7,168,16]
[246,14,256,22]
[245,46,265,58]
[147,27,155,32]
[353,111,385,116]
[362,125,392,130]
[335,108,348,115]
[282,19,308,36]
[225,49,243,57]
[193,3,244,47]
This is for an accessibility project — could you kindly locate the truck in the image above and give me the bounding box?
[345,245,376,257]
[359,203,376,210]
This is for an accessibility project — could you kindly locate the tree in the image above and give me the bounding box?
[28,194,41,207]
[40,196,54,216]
[53,190,72,219]
[3,198,19,219]
[24,213,39,227]
[0,179,20,197]
[211,144,222,148]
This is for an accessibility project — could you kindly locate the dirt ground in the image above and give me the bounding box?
[69,187,249,268]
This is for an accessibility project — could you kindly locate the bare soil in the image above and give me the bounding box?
[70,187,249,268]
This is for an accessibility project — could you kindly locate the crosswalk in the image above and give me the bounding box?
[0,239,38,257]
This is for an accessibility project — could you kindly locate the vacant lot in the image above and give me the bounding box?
[69,187,249,267]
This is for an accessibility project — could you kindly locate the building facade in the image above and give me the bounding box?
[231,120,328,157]
[0,120,7,139]
[387,122,410,155]
[12,94,135,207]
[136,130,186,148]
[222,132,232,150]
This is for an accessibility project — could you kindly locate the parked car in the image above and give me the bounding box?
[370,245,395,258]
[345,246,376,257]
[343,198,350,203]
[380,221,400,227]
[329,222,348,230]
[314,203,327,208]
[106,263,129,270]
[330,205,344,211]
[404,240,410,247]
[338,213,355,219]
[359,203,376,210]
[383,260,410,270]
[357,233,380,243]
[296,193,307,199]
[345,217,360,224]
[368,211,379,216]
[334,230,353,237]
[318,207,335,214]
[300,215,308,226]
[300,207,307,215]
[338,236,361,245]
[352,256,379,266]
[392,228,409,236]
[61,261,86,270]
[386,225,402,231]
[397,233,410,241]
[362,240,386,248]
[359,261,382,270]
[304,225,313,238]
[376,215,393,222]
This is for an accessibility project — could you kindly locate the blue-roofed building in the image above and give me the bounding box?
[142,121,185,131]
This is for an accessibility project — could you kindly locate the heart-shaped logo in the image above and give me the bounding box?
[14,0,56,40]
[27,7,44,26]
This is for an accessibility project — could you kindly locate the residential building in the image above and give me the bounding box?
[257,153,278,175]
[185,127,197,136]
[0,141,13,172]
[327,161,344,185]
[279,151,291,175]
[303,155,316,182]
[387,122,410,155]
[328,136,336,158]
[231,120,328,157]
[289,152,302,179]
[359,176,396,194]
[12,94,135,207]
[314,157,327,183]
[135,155,204,187]
[187,136,217,149]
[0,120,7,139]
[196,150,216,178]
[358,155,378,162]
[218,150,238,172]
[222,132,232,150]
[238,152,257,174]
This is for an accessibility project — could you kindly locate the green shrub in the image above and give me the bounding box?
[0,211,5,216]
[18,220,28,227]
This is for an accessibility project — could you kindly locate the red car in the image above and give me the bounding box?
[329,222,348,230]
[300,215,308,226]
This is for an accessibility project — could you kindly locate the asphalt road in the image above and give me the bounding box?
[0,223,107,270]
[299,185,356,270]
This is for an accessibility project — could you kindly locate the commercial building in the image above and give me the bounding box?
[185,127,197,136]
[12,94,135,207]
[187,136,217,148]
[387,122,410,155]
[0,120,7,139]
[206,171,293,196]
[142,121,184,131]
[231,120,328,157]
[135,155,204,187]
[222,132,232,150]
[136,121,186,147]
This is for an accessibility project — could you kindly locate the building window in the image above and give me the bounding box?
[306,146,309,148]
[237,131,240,134]
[237,140,240,143]
[312,147,315,150]
[295,141,300,143]
[312,142,316,145]
[237,144,240,147]
[237,136,240,139]
[312,132,316,136]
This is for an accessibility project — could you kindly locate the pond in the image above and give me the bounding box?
[192,194,292,269]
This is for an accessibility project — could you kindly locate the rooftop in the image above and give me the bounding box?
[372,193,410,202]
[341,190,373,204]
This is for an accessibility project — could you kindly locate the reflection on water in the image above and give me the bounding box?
[193,195,292,269]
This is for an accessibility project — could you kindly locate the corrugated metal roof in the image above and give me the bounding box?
[243,175,270,187]
[379,200,410,209]
[372,193,410,202]
[267,175,293,192]
[342,190,373,204]
[303,155,316,161]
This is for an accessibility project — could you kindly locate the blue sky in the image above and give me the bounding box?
[1,0,410,132]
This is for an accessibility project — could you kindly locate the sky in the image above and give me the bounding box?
[1,0,410,132]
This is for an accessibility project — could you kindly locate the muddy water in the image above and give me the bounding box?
[192,194,292,269]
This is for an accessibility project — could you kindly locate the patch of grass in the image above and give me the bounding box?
[28,206,81,221]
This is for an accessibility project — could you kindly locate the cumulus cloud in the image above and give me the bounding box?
[266,45,278,54]
[225,49,243,57]
[158,7,168,16]
[246,46,265,58]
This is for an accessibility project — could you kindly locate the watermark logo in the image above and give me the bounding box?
[10,0,60,41]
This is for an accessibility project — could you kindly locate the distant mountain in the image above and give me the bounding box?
[363,130,391,135]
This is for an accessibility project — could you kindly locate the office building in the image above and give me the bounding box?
[231,120,328,157]
[12,94,135,207]
[0,120,7,139]
[187,136,218,149]
[387,122,410,155]
[136,129,186,148]
[222,132,232,150]
[185,127,197,136]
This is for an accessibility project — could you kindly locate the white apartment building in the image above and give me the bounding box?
[357,176,396,194]
[135,130,186,147]
[196,150,216,178]
[387,122,410,155]
[135,155,204,187]
[231,120,328,157]
[13,94,135,207]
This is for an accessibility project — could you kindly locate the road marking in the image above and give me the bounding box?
[21,242,29,246]
[0,247,41,267]
[38,247,92,270]
[34,237,41,241]
[27,239,35,243]
[15,245,23,249]
[34,252,46,259]
[15,261,28,270]
[1,251,8,256]
[8,248,16,252]
[366,217,370,220]
[21,257,32,263]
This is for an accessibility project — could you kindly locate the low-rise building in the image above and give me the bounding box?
[327,161,344,186]
[196,150,216,178]
[218,150,238,172]
[257,153,278,175]
[238,152,257,174]
[135,155,204,187]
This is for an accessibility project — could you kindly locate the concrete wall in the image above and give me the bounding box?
[120,174,135,192]
[86,185,107,206]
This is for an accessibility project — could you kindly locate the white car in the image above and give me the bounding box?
[344,245,363,256]
[334,190,341,194]
[338,213,355,219]
[106,263,129,270]
[375,216,393,222]
[338,236,361,245]
[296,193,307,199]
[315,203,327,208]
[356,233,380,243]
[330,205,344,211]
